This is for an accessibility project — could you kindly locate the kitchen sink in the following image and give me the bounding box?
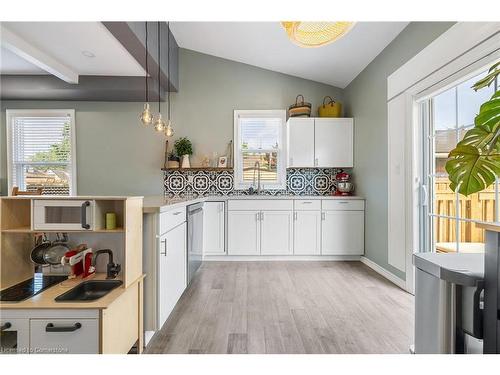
[55,280,123,302]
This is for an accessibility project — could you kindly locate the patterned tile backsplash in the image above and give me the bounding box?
[164,168,347,198]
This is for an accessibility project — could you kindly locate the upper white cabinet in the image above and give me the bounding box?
[287,117,354,168]
[287,118,315,167]
[203,202,225,255]
[315,118,353,168]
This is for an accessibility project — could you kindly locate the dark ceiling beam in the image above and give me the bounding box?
[103,21,179,93]
[0,75,165,102]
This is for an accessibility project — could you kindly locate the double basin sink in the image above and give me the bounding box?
[55,280,122,302]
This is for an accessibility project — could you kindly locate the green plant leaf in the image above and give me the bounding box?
[472,61,500,91]
[474,90,500,130]
[458,122,500,152]
[445,144,500,196]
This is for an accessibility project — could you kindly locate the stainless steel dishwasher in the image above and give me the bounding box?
[187,203,204,285]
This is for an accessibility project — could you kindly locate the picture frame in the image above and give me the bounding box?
[218,156,228,168]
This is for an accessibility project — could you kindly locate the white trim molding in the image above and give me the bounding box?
[388,22,500,101]
[203,255,361,262]
[360,256,407,291]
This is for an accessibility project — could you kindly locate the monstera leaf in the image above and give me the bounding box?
[445,63,500,196]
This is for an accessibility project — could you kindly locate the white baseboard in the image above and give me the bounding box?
[203,255,362,261]
[360,256,407,290]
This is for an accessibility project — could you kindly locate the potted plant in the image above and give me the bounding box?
[445,62,500,196]
[174,137,193,168]
[167,151,180,168]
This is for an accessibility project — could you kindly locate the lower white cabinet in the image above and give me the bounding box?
[203,202,225,255]
[158,222,187,328]
[227,210,260,255]
[293,211,321,255]
[260,211,293,255]
[321,210,364,255]
[0,317,30,354]
[30,318,99,354]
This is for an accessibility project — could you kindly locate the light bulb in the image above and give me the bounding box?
[153,113,166,132]
[164,120,174,137]
[139,103,153,126]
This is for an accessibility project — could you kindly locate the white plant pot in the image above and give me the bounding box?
[181,154,191,168]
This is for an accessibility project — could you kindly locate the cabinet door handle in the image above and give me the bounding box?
[290,157,293,165]
[172,211,182,216]
[81,201,91,229]
[314,158,319,167]
[293,212,297,221]
[321,212,326,220]
[160,239,167,256]
[1,322,12,331]
[256,212,259,222]
[46,322,82,332]
[261,212,264,221]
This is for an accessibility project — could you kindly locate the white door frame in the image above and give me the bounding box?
[387,22,500,293]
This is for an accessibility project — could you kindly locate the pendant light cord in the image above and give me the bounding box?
[145,22,148,102]
[157,21,161,113]
[167,21,171,121]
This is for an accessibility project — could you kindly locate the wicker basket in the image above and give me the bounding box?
[288,95,312,117]
[318,96,342,118]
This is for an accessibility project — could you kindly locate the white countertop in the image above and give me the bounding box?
[143,194,365,213]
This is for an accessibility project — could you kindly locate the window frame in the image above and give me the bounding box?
[233,109,287,191]
[6,109,77,196]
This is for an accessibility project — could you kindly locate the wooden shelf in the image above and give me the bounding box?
[161,167,233,171]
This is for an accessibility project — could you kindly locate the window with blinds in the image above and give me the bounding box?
[7,110,76,195]
[234,110,286,190]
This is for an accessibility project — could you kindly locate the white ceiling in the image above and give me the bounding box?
[0,46,47,74]
[170,22,409,88]
[0,22,145,76]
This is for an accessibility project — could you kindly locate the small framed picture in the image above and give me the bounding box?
[218,156,228,168]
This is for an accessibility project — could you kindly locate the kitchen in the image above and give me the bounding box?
[0,7,499,371]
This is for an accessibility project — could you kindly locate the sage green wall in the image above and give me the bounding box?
[0,48,343,195]
[344,22,455,279]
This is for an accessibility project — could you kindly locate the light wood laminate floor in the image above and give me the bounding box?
[145,261,414,354]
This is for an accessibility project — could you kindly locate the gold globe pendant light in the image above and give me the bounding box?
[139,22,153,125]
[164,21,174,138]
[281,22,355,48]
[153,21,166,133]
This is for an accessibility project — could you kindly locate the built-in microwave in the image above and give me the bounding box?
[33,199,94,231]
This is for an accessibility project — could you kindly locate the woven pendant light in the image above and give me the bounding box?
[281,22,355,48]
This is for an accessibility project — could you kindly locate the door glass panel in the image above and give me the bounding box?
[433,89,456,131]
[457,72,495,127]
[433,217,458,253]
[45,206,81,223]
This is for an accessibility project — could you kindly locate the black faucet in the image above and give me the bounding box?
[91,249,121,279]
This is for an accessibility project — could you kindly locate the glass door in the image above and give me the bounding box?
[420,69,498,254]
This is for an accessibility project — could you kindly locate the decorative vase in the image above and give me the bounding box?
[181,154,191,168]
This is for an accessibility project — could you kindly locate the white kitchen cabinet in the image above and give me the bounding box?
[29,318,99,354]
[321,210,364,255]
[293,210,321,255]
[286,118,354,168]
[158,222,187,329]
[315,118,353,168]
[227,210,260,255]
[287,118,315,167]
[203,202,225,255]
[260,211,293,255]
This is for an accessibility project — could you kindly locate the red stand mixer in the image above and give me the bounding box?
[333,170,354,196]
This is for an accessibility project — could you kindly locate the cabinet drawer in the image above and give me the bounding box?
[30,318,99,354]
[160,208,186,234]
[294,200,321,211]
[322,200,364,211]
[228,200,293,211]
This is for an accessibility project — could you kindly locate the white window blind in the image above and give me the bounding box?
[7,110,76,195]
[234,110,286,190]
